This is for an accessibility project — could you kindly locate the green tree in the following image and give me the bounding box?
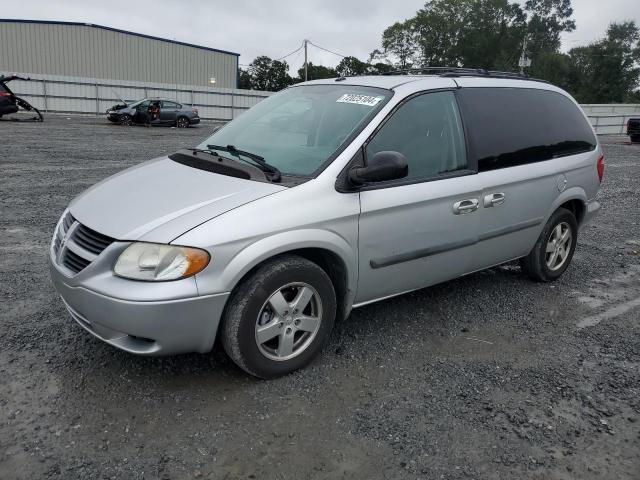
[375,0,528,70]
[567,22,640,103]
[373,0,576,72]
[238,68,252,89]
[244,56,294,91]
[297,62,337,81]
[524,0,576,57]
[527,50,572,88]
[367,50,395,74]
[369,62,394,75]
[335,56,370,77]
[381,21,417,68]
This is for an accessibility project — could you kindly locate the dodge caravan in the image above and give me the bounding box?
[50,70,603,378]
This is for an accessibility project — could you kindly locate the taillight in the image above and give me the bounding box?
[192,107,199,115]
[597,154,605,182]
[0,92,10,97]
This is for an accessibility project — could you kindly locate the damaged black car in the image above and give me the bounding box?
[0,75,43,122]
[106,98,200,127]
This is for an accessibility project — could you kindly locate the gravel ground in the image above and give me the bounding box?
[1,115,639,480]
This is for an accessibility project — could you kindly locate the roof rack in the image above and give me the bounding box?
[381,66,549,83]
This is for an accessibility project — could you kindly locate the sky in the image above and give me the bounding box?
[2,0,638,73]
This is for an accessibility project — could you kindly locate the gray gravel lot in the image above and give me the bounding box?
[1,115,639,480]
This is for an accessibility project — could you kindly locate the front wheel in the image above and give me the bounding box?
[119,114,132,126]
[520,207,578,282]
[221,255,336,379]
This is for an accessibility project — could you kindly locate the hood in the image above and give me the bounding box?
[69,157,287,243]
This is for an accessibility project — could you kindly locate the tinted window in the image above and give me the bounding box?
[366,91,467,181]
[457,88,596,172]
[163,101,180,109]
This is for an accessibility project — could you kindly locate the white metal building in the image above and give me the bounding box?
[0,19,239,88]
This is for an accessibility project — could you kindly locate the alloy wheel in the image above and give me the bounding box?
[255,283,323,361]
[545,222,572,271]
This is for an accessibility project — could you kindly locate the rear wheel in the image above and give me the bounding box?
[176,116,189,128]
[520,207,578,282]
[119,114,132,126]
[221,255,336,379]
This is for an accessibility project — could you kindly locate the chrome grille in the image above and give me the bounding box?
[62,248,92,272]
[52,211,74,256]
[52,211,115,275]
[72,224,114,255]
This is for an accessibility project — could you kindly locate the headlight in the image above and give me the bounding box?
[114,242,210,281]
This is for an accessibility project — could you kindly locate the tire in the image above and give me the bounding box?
[119,114,132,126]
[221,255,336,379]
[176,116,189,128]
[520,207,578,282]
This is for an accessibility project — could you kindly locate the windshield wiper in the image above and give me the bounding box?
[207,144,281,182]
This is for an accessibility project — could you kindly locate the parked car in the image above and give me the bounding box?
[107,98,200,127]
[627,118,640,143]
[50,70,603,378]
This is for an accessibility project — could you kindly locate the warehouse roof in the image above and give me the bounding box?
[0,19,240,57]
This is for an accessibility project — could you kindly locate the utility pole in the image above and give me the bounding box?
[518,35,531,75]
[304,39,309,82]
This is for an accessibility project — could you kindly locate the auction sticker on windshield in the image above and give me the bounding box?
[336,94,384,107]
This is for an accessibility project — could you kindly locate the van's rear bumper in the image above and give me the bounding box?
[50,261,229,356]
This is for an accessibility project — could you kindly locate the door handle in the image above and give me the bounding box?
[453,198,479,215]
[483,192,506,208]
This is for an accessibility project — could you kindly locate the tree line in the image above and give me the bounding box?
[238,0,640,103]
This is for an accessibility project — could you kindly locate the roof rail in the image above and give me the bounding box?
[383,67,492,76]
[381,66,549,83]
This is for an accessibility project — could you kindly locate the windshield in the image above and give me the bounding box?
[197,85,392,176]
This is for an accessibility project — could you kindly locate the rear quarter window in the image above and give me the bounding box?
[457,87,597,172]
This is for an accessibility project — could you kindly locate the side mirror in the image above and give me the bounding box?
[349,151,408,186]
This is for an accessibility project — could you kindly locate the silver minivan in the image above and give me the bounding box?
[50,71,604,378]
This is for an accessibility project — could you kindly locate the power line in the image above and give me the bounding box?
[240,40,353,72]
[308,41,350,59]
[276,43,305,61]
[238,43,304,69]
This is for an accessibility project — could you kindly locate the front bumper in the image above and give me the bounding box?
[49,256,229,356]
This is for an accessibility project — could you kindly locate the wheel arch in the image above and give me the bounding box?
[546,187,588,226]
[219,231,358,323]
